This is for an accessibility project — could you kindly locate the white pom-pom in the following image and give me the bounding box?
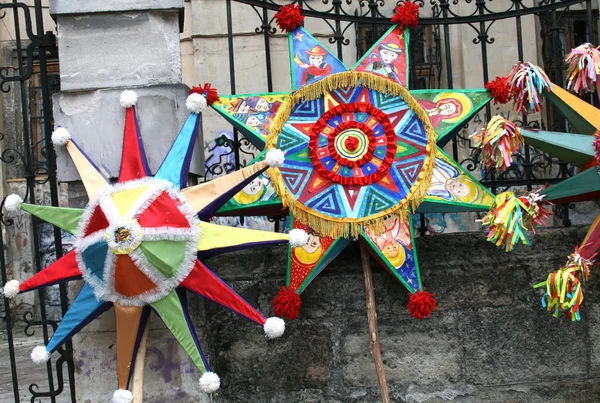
[289,229,309,247]
[3,280,20,299]
[120,90,138,108]
[51,127,71,147]
[4,194,23,213]
[199,372,220,393]
[265,148,285,168]
[31,346,50,364]
[112,389,133,403]
[264,317,285,339]
[186,93,207,114]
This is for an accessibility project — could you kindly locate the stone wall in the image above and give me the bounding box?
[61,225,600,402]
[200,225,600,403]
[3,224,600,402]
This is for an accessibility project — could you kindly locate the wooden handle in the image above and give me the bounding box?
[131,322,150,403]
[360,242,391,403]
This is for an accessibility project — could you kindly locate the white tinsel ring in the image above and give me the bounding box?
[31,346,50,364]
[265,148,285,168]
[51,127,71,147]
[3,280,20,298]
[4,194,23,213]
[263,317,285,339]
[288,229,309,247]
[112,389,133,403]
[186,93,207,114]
[199,372,220,393]
[120,90,138,108]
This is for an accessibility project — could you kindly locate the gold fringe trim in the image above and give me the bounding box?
[266,71,437,239]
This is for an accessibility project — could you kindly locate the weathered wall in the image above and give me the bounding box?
[2,225,600,402]
[201,225,600,403]
[62,226,600,402]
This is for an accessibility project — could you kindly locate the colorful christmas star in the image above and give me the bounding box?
[2,90,307,402]
[208,18,495,320]
[507,68,600,320]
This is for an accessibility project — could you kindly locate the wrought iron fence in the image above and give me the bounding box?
[0,0,597,401]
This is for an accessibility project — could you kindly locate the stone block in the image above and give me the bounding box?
[342,315,461,388]
[52,84,205,182]
[404,381,600,403]
[50,0,184,15]
[207,244,287,282]
[459,306,588,386]
[57,11,182,91]
[212,320,333,397]
[588,303,600,376]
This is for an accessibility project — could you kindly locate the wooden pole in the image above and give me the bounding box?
[360,242,391,403]
[131,322,150,403]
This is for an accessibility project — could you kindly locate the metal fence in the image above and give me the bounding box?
[0,0,597,401]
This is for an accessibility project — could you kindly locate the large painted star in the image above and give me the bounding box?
[2,90,303,402]
[210,24,494,319]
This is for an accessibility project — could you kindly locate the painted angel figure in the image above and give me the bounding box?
[368,216,412,268]
[419,97,463,127]
[429,157,484,205]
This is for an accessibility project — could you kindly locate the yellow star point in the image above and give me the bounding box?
[294,31,305,42]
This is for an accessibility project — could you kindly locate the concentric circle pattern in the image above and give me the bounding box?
[74,179,199,306]
[275,84,432,221]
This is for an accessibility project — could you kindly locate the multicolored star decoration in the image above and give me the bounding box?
[2,89,310,402]
[208,5,495,321]
[520,69,600,321]
[483,50,600,321]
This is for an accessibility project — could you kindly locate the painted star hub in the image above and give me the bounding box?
[75,178,200,306]
[105,220,142,255]
[272,74,436,230]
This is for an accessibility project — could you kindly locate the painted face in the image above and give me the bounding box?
[237,102,251,114]
[255,98,270,112]
[446,178,470,197]
[309,55,324,66]
[384,242,400,258]
[242,178,263,196]
[380,49,399,64]
[246,115,262,127]
[438,102,458,116]
[303,234,322,254]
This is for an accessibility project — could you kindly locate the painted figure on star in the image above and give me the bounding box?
[365,43,404,83]
[428,157,485,204]
[230,96,271,114]
[418,93,472,128]
[233,177,266,205]
[367,216,411,268]
[292,230,324,269]
[295,46,333,85]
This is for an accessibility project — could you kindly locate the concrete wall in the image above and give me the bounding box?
[31,225,597,402]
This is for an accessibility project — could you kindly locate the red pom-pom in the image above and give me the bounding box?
[191,83,219,106]
[485,76,512,105]
[274,4,304,33]
[272,286,301,320]
[407,290,437,319]
[344,136,359,151]
[391,1,420,29]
